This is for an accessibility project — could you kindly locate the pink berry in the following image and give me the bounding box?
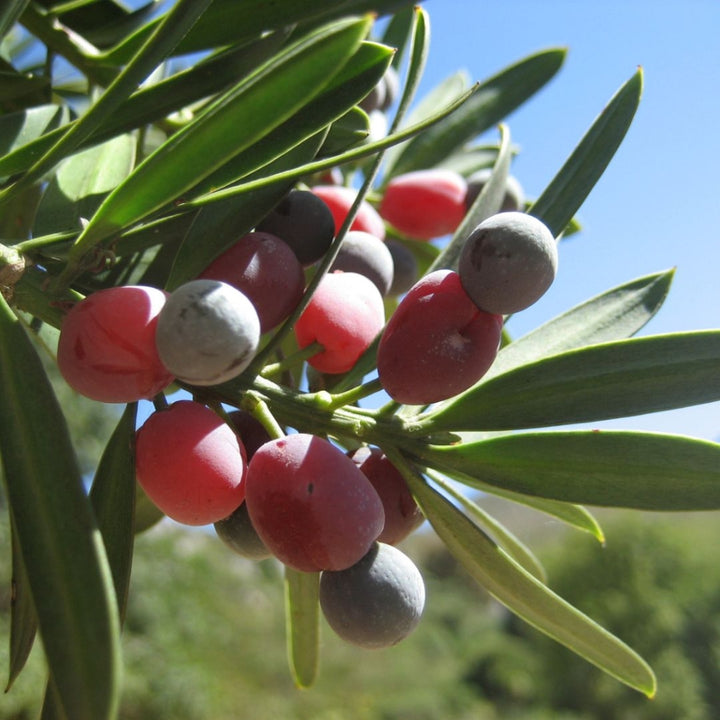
[57,285,174,403]
[135,400,247,526]
[377,269,503,404]
[294,271,385,374]
[310,185,386,240]
[379,169,468,240]
[199,231,305,333]
[245,434,385,572]
[350,447,424,545]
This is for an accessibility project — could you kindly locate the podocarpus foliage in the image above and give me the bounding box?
[0,3,719,718]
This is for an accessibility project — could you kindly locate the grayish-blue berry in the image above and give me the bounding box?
[319,542,425,649]
[330,231,394,296]
[155,279,260,385]
[459,211,558,314]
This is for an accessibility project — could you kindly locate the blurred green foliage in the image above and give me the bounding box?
[3,506,720,719]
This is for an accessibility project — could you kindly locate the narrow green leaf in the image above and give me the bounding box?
[319,107,370,155]
[33,134,136,236]
[380,5,416,69]
[389,451,656,696]
[0,31,292,179]
[489,268,675,379]
[0,104,69,162]
[68,16,371,264]
[88,403,137,624]
[386,48,566,177]
[428,123,512,273]
[167,133,325,289]
[436,142,501,176]
[0,0,30,40]
[530,69,643,237]
[1,0,214,205]
[284,568,320,689]
[425,330,720,432]
[190,39,393,197]
[0,71,48,103]
[420,430,720,511]
[382,70,470,175]
[101,0,416,64]
[426,469,546,582]
[6,514,37,692]
[429,460,605,541]
[134,481,165,534]
[0,296,121,720]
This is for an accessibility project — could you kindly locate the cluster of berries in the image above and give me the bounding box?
[55,161,557,649]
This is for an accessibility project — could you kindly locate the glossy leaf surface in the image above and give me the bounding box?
[0,296,120,720]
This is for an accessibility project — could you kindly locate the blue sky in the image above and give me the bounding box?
[404,0,720,440]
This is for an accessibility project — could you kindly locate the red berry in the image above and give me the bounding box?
[135,400,247,526]
[294,271,384,374]
[377,269,503,404]
[199,231,305,333]
[311,185,386,240]
[379,169,468,240]
[57,285,173,403]
[245,434,385,572]
[350,447,424,545]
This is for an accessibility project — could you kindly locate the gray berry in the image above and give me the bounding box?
[214,502,272,561]
[319,542,425,649]
[385,240,418,296]
[330,231,394,296]
[459,211,558,315]
[465,168,525,212]
[155,279,260,385]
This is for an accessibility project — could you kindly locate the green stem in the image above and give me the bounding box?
[324,377,383,410]
[260,342,324,380]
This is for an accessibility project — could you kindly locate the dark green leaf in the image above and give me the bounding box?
[0,32,291,179]
[318,107,370,156]
[102,0,415,64]
[0,104,69,161]
[166,133,325,289]
[6,514,37,691]
[284,568,320,689]
[0,70,49,104]
[488,268,675,378]
[89,403,137,624]
[391,455,656,697]
[2,0,215,204]
[529,69,643,237]
[190,40,393,197]
[0,296,121,720]
[420,430,720,511]
[0,0,30,40]
[68,16,372,263]
[385,48,566,177]
[425,331,720,432]
[134,481,165,534]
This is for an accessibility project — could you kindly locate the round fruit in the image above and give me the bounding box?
[199,231,305,333]
[57,285,173,403]
[155,279,260,386]
[377,269,503,404]
[330,230,394,296]
[379,169,467,240]
[310,185,386,240]
[255,190,335,267]
[458,211,558,314]
[350,447,424,545]
[465,168,525,212]
[294,271,385,374]
[385,239,419,296]
[319,542,425,649]
[245,434,385,572]
[135,400,247,526]
[214,502,271,561]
